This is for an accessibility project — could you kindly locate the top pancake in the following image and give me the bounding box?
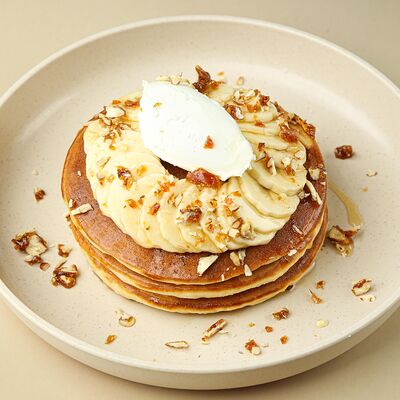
[62,122,327,285]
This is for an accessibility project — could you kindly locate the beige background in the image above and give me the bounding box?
[1,0,399,398]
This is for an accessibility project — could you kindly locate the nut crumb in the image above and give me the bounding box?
[335,145,353,159]
[51,264,79,289]
[57,244,72,258]
[366,170,378,177]
[243,264,252,276]
[316,280,326,289]
[245,339,261,355]
[359,294,376,302]
[34,188,46,202]
[70,203,93,216]
[203,135,214,149]
[280,335,288,344]
[105,334,117,344]
[116,309,136,327]
[309,289,323,304]
[197,255,218,276]
[308,168,321,180]
[288,249,297,256]
[265,325,273,333]
[272,307,289,320]
[165,340,189,349]
[12,230,48,256]
[352,278,372,296]
[202,319,227,342]
[327,225,359,257]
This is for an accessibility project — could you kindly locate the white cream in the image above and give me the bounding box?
[138,81,254,181]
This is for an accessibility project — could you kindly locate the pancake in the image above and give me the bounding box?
[62,127,327,285]
[83,211,326,314]
[70,210,326,299]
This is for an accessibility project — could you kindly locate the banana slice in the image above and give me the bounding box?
[238,173,299,218]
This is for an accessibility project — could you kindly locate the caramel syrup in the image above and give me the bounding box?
[329,181,363,228]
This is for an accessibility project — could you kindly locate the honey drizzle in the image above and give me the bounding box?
[329,181,363,228]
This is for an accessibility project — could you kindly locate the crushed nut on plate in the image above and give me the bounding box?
[309,289,323,304]
[280,335,288,344]
[327,225,359,257]
[105,334,117,344]
[12,230,48,256]
[116,309,136,327]
[359,294,376,302]
[272,307,289,320]
[352,278,372,296]
[165,340,189,349]
[243,264,252,277]
[201,318,227,342]
[57,244,72,258]
[34,188,46,202]
[366,169,378,177]
[335,145,353,159]
[316,280,326,289]
[51,264,79,289]
[265,325,273,333]
[245,339,261,355]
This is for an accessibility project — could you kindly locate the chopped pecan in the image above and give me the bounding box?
[352,279,372,296]
[201,319,227,342]
[327,225,359,256]
[12,231,48,256]
[180,202,202,223]
[34,188,46,202]
[192,65,218,93]
[245,339,261,355]
[309,289,323,304]
[224,104,244,120]
[335,145,353,159]
[51,264,79,289]
[272,307,289,320]
[117,166,133,189]
[57,244,72,258]
[148,203,160,215]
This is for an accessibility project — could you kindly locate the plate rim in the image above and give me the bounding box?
[0,14,399,375]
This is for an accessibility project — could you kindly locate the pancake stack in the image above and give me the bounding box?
[62,69,328,314]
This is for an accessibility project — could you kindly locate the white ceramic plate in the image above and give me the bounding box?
[0,16,399,390]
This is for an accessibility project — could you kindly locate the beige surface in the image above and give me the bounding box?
[0,0,399,398]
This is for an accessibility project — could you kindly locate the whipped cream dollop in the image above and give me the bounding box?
[138,81,254,181]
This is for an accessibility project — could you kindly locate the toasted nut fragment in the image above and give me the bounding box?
[51,264,79,289]
[288,249,297,256]
[57,244,72,258]
[148,203,160,215]
[316,280,326,289]
[327,225,359,257]
[68,198,76,208]
[305,180,323,205]
[201,318,227,342]
[366,169,378,177]
[243,264,252,277]
[359,294,376,302]
[116,166,133,189]
[105,105,126,119]
[280,335,288,344]
[316,319,329,328]
[165,340,189,349]
[39,262,50,271]
[229,251,241,266]
[335,145,353,159]
[197,255,218,276]
[70,203,93,216]
[245,339,261,355]
[309,289,323,304]
[12,230,48,256]
[225,104,244,120]
[105,334,117,344]
[308,168,321,180]
[34,188,46,201]
[265,325,273,333]
[116,309,136,327]
[272,307,289,320]
[24,254,46,267]
[192,65,218,94]
[352,278,372,296]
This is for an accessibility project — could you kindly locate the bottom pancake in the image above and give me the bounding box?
[80,213,326,314]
